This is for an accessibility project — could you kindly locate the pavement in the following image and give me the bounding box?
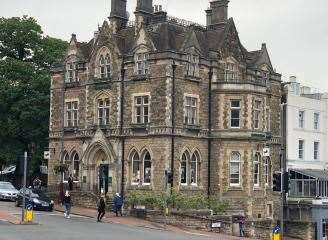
[0,200,251,240]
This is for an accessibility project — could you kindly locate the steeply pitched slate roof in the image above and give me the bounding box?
[72,17,265,64]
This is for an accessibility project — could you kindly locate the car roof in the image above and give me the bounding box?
[0,181,11,184]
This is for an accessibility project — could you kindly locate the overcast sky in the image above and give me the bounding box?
[1,0,327,90]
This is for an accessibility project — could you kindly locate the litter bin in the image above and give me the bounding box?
[24,204,34,222]
[272,225,282,240]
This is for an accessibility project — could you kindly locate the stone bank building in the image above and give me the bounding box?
[49,0,282,226]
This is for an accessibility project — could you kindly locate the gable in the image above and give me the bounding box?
[254,44,273,71]
[218,19,246,63]
[180,30,202,55]
[131,26,156,52]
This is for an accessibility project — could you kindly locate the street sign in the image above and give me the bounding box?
[211,222,222,228]
[44,151,50,159]
[263,147,270,157]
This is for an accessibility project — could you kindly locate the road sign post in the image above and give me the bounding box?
[21,151,27,223]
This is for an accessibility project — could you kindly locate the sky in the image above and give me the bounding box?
[1,0,328,91]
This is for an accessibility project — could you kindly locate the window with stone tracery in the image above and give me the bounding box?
[131,150,152,185]
[230,151,241,186]
[98,53,111,78]
[180,150,200,186]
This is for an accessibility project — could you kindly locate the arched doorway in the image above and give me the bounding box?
[93,149,114,194]
[82,140,118,195]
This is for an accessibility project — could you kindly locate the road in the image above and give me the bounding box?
[0,201,219,240]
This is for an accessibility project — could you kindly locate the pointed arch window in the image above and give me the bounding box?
[131,150,152,185]
[98,53,111,79]
[180,152,188,185]
[143,151,152,185]
[63,152,70,181]
[180,150,200,186]
[132,151,141,185]
[105,54,111,77]
[190,152,199,185]
[230,151,241,186]
[254,153,260,187]
[73,152,80,182]
[264,157,271,186]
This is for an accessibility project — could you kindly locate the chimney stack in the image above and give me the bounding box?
[206,0,229,27]
[109,0,128,30]
[135,0,154,27]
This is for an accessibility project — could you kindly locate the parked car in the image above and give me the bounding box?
[16,188,54,211]
[0,182,19,201]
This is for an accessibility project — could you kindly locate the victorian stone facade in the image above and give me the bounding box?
[49,0,282,225]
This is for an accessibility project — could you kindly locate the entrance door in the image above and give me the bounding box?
[99,164,109,194]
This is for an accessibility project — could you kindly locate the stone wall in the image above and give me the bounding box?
[131,209,274,239]
[285,221,317,240]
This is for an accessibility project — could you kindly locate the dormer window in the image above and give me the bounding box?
[224,62,238,81]
[187,54,199,77]
[66,62,78,83]
[99,53,111,79]
[136,53,149,75]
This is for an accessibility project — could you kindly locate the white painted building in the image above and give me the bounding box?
[286,76,328,170]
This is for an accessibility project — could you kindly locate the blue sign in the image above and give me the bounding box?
[273,226,281,234]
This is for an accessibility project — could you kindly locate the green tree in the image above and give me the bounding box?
[0,16,68,173]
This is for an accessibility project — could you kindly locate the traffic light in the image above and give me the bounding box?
[165,170,173,185]
[273,172,282,192]
[283,172,291,193]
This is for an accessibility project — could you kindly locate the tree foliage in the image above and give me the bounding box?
[0,16,68,172]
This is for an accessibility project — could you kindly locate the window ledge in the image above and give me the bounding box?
[64,82,80,88]
[184,75,201,83]
[228,186,243,191]
[131,123,149,129]
[127,184,152,191]
[184,124,201,131]
[180,185,203,191]
[253,187,262,191]
[132,74,149,81]
[93,77,112,83]
[64,127,79,132]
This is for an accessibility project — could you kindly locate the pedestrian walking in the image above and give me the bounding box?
[113,192,123,217]
[97,194,106,222]
[239,216,246,237]
[63,190,72,219]
[68,175,73,191]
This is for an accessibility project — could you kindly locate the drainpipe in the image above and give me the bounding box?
[59,79,65,203]
[120,58,126,197]
[207,66,213,197]
[171,61,177,193]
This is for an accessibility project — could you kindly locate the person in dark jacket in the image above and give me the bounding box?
[63,190,72,219]
[113,193,123,217]
[97,195,106,222]
[68,175,73,191]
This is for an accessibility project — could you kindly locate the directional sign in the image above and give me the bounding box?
[44,151,50,160]
[263,147,270,157]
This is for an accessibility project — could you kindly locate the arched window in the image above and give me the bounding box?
[99,55,106,78]
[230,152,241,186]
[180,152,188,185]
[63,152,70,181]
[254,153,260,187]
[73,152,80,182]
[143,151,151,185]
[131,151,140,184]
[190,152,199,185]
[105,54,111,77]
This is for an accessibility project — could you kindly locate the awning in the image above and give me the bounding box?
[0,165,16,175]
[290,169,328,181]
